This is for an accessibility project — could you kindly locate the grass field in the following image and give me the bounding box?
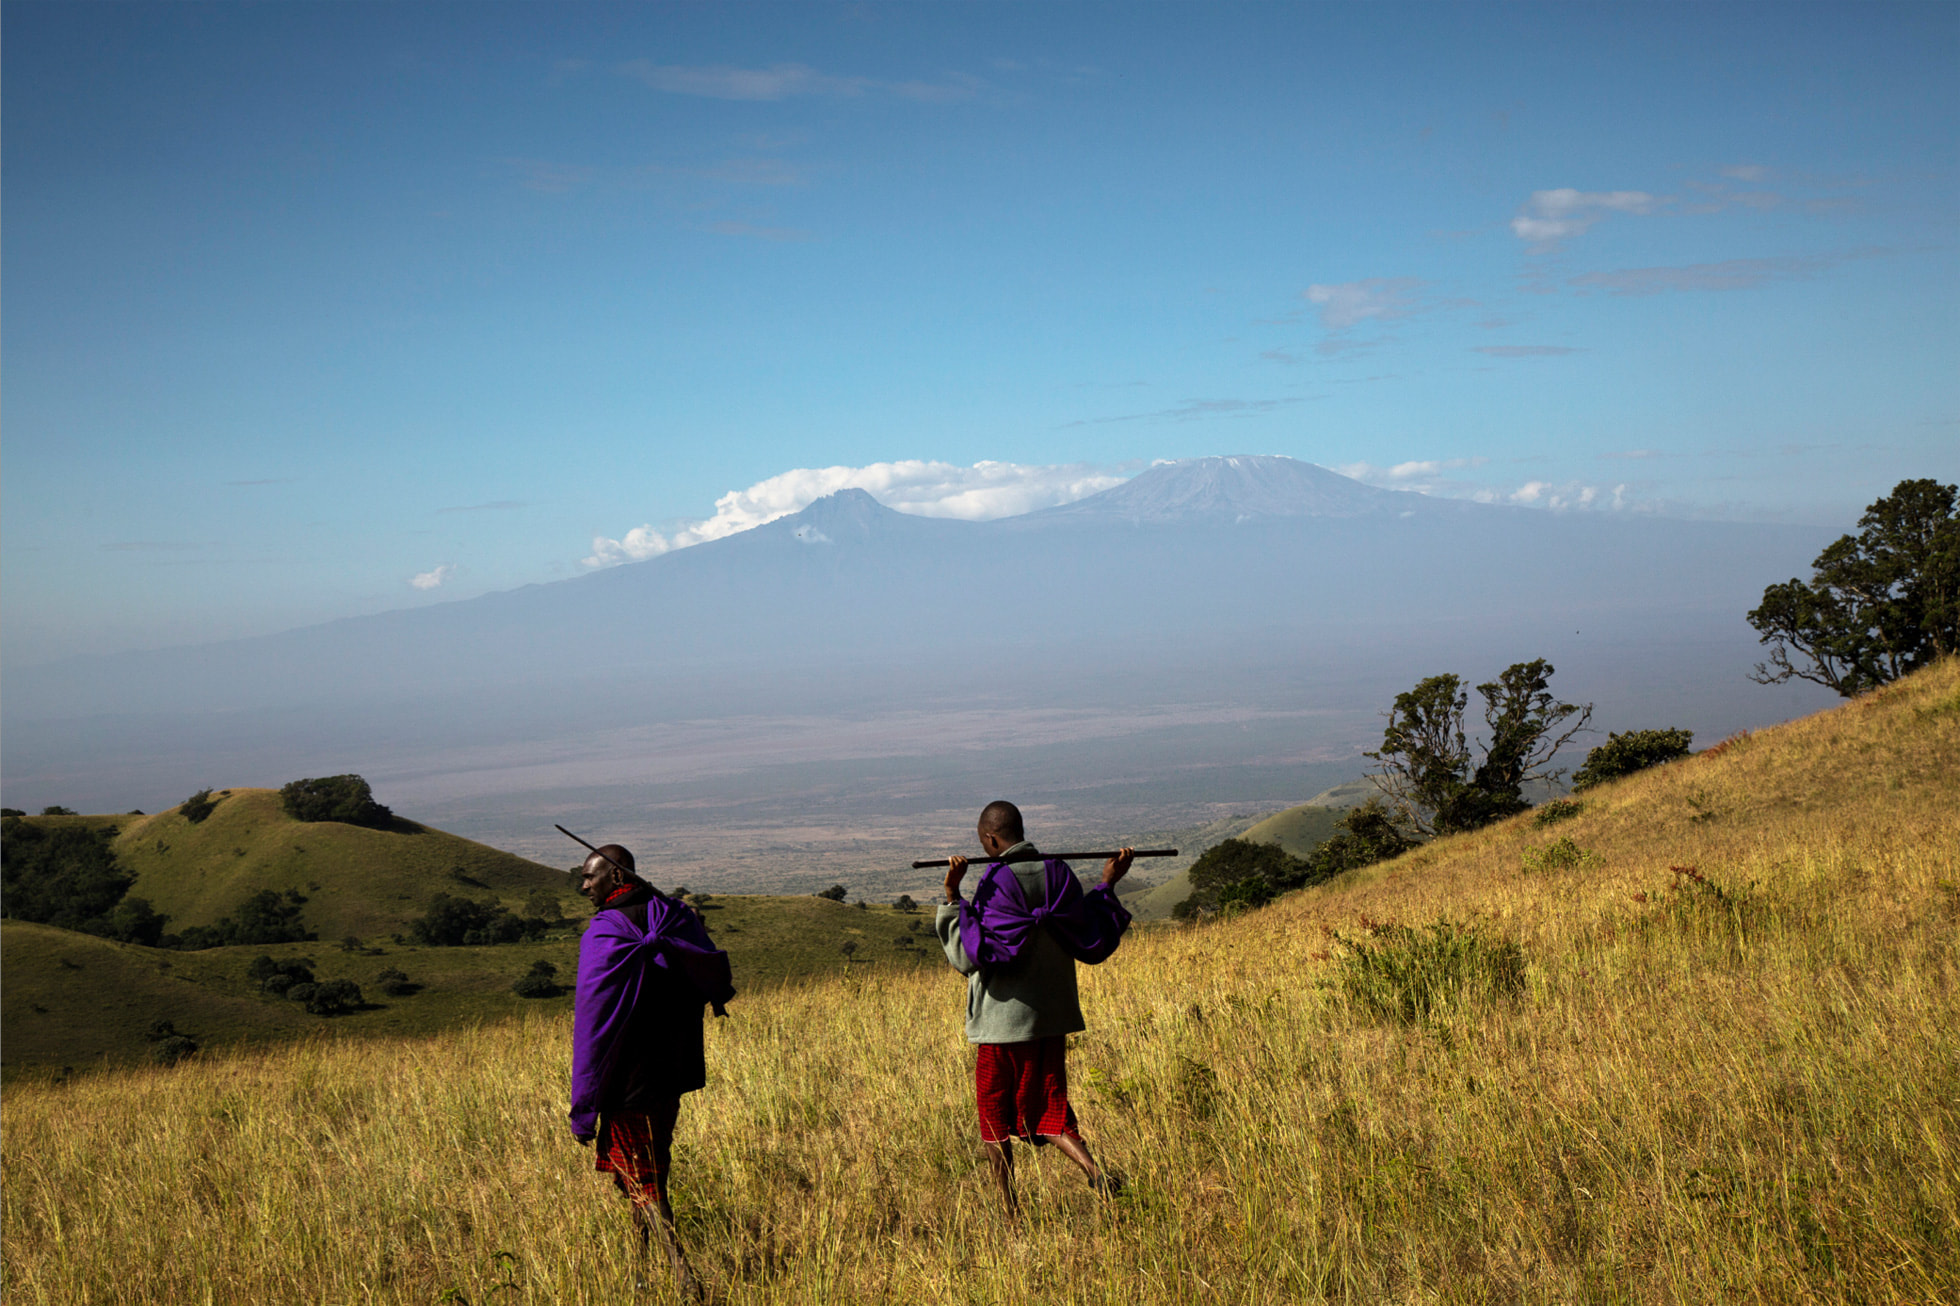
[3,661,1956,1303]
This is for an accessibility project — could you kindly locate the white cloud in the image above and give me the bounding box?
[1335,459,1630,512]
[583,460,1128,568]
[1510,189,1663,244]
[1334,457,1489,487]
[410,564,455,591]
[1303,278,1425,330]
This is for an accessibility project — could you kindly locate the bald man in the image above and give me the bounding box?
[936,800,1134,1217]
[571,844,734,1302]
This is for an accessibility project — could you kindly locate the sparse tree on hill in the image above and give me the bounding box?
[1748,478,1959,696]
[1366,659,1592,838]
[178,790,219,824]
[1302,799,1419,880]
[278,774,395,830]
[40,806,78,817]
[816,885,847,901]
[893,894,919,913]
[523,887,564,921]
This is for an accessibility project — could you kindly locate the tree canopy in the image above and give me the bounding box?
[1571,728,1694,791]
[1366,659,1592,838]
[278,774,395,829]
[1748,478,1959,697]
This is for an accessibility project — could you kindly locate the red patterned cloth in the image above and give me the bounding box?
[975,1036,1081,1145]
[595,1099,681,1200]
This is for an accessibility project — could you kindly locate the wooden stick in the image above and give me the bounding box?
[909,848,1179,870]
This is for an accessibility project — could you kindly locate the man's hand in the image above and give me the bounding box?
[575,1132,595,1147]
[1101,846,1135,888]
[944,854,968,904]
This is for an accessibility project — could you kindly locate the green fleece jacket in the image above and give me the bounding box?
[935,842,1085,1044]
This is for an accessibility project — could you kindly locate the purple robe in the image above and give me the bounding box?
[956,857,1131,971]
[569,888,735,1139]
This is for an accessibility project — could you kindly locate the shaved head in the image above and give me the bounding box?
[977,800,1024,843]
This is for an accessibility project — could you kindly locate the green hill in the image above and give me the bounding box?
[98,787,574,941]
[1,791,948,1075]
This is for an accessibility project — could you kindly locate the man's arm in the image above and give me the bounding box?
[934,853,980,975]
[1100,847,1135,890]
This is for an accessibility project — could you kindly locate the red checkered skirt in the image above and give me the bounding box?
[595,1099,681,1200]
[975,1036,1081,1145]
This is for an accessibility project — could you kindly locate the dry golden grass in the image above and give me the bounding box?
[5,662,1958,1303]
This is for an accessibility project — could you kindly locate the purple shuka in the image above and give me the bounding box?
[569,888,735,1139]
[956,858,1132,970]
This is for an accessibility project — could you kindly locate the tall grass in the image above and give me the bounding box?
[5,662,1958,1303]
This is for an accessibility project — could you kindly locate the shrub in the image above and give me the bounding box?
[1334,920,1527,1025]
[1521,837,1602,873]
[167,890,314,950]
[512,961,562,999]
[1176,838,1311,917]
[286,982,320,1006]
[1533,799,1586,826]
[1572,729,1694,791]
[303,978,363,1016]
[816,885,848,902]
[178,789,220,824]
[1302,799,1419,881]
[522,887,565,922]
[278,775,394,829]
[893,894,919,913]
[375,968,421,997]
[40,806,78,817]
[408,893,549,947]
[146,1021,199,1066]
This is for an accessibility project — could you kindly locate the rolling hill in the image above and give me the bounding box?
[5,663,1952,1301]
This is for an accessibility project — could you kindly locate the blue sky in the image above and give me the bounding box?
[4,1,1955,662]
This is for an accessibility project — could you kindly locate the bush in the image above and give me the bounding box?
[522,887,565,922]
[375,968,421,997]
[303,978,363,1016]
[512,961,562,999]
[816,885,848,902]
[1334,921,1527,1025]
[893,894,919,913]
[40,806,78,817]
[286,982,320,1005]
[178,789,220,824]
[408,893,549,947]
[278,775,394,829]
[146,1021,199,1066]
[1533,799,1586,826]
[166,890,314,950]
[1302,799,1419,881]
[1175,838,1311,918]
[1572,729,1694,791]
[1521,837,1602,873]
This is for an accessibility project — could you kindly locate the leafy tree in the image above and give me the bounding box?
[1,819,144,935]
[303,978,364,1015]
[1301,800,1419,880]
[167,890,314,950]
[523,887,565,921]
[178,789,220,824]
[892,894,919,913]
[146,1020,199,1065]
[278,774,395,829]
[0,809,24,818]
[512,959,561,998]
[40,806,78,817]
[1366,659,1592,838]
[815,885,848,902]
[1749,478,1960,696]
[1174,838,1310,919]
[409,893,548,946]
[1571,728,1694,791]
[375,967,421,997]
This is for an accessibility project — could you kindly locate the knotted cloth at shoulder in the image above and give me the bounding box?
[957,858,1131,970]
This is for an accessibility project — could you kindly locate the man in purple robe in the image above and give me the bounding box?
[570,843,734,1302]
[936,800,1134,1217]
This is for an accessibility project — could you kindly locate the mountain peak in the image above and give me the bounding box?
[1026,455,1411,524]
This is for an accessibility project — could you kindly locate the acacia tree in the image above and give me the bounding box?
[1748,478,1959,696]
[1366,659,1592,838]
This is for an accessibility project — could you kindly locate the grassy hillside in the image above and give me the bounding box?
[1,893,941,1074]
[98,787,574,940]
[3,662,1957,1303]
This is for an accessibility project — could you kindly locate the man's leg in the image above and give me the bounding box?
[982,1138,1019,1218]
[605,1103,701,1301]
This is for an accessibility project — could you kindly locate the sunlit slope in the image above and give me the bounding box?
[3,664,1955,1303]
[107,788,572,939]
